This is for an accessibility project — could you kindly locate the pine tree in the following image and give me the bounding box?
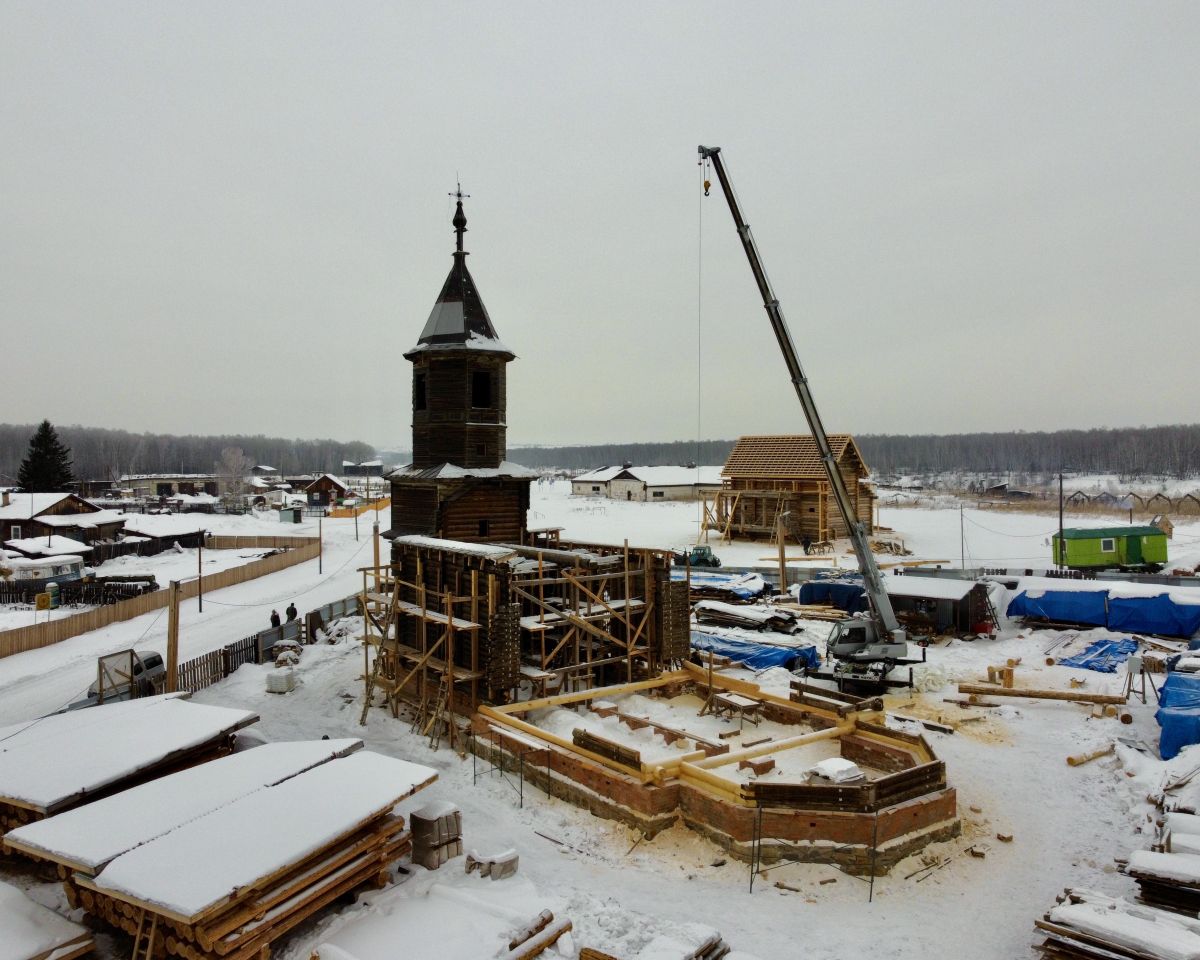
[17,420,76,492]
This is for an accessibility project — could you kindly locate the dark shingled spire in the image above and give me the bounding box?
[405,191,513,360]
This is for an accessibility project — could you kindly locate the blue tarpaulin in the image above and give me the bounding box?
[691,631,821,672]
[797,580,869,614]
[1157,673,1200,759]
[1007,588,1200,639]
[1006,590,1110,627]
[1108,594,1200,640]
[670,569,768,600]
[1058,637,1139,673]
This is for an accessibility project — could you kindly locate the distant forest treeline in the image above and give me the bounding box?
[0,424,375,483]
[6,422,1196,487]
[507,424,1200,478]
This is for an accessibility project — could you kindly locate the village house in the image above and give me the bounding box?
[571,465,723,502]
[0,491,125,546]
[305,473,354,507]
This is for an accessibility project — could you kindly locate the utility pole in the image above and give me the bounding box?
[959,503,965,570]
[197,537,203,613]
[318,514,323,575]
[776,512,788,596]
[166,580,180,692]
[373,520,380,574]
[1058,470,1065,572]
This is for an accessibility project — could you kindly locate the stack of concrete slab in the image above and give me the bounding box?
[411,800,463,870]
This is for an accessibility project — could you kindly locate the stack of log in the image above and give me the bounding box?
[411,800,463,870]
[67,809,413,960]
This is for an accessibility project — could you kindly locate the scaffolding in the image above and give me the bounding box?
[360,537,685,742]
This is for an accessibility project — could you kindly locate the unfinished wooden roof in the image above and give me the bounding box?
[721,434,869,479]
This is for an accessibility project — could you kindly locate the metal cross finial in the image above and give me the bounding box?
[450,179,470,254]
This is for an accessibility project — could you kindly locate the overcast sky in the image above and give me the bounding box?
[2,2,1197,451]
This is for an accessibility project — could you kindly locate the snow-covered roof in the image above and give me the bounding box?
[573,466,626,483]
[628,466,723,487]
[0,492,75,520]
[4,535,92,557]
[254,465,277,472]
[6,739,363,873]
[89,751,436,919]
[34,509,126,529]
[306,473,351,492]
[121,515,207,538]
[392,535,518,560]
[885,575,977,601]
[573,466,724,487]
[167,493,218,504]
[357,459,382,467]
[1,553,85,569]
[0,696,258,814]
[389,461,536,481]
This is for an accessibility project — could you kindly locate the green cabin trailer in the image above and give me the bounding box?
[1052,526,1168,570]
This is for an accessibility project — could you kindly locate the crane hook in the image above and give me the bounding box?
[703,178,711,196]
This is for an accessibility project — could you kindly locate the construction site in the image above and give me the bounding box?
[1,90,1198,960]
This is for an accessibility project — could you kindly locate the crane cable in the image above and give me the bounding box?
[695,154,709,546]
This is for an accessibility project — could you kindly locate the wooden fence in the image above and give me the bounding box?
[0,538,320,660]
[174,597,356,697]
[328,498,389,519]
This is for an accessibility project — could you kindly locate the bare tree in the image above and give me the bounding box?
[216,447,253,500]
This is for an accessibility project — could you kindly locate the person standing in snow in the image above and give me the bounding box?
[270,609,281,629]
[285,602,297,622]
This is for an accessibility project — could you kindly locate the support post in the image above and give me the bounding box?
[197,537,203,613]
[318,514,323,574]
[166,580,180,693]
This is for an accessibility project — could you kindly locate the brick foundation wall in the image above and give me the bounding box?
[474,728,960,873]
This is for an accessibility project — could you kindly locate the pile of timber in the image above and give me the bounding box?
[1034,887,1200,959]
[0,695,258,836]
[772,602,847,623]
[12,749,435,960]
[579,931,732,959]
[1122,849,1200,914]
[693,600,803,633]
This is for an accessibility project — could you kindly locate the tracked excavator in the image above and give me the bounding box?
[698,145,921,688]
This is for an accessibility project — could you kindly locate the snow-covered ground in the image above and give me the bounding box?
[0,489,1193,959]
[532,479,1200,572]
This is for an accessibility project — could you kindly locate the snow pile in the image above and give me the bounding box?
[0,879,91,960]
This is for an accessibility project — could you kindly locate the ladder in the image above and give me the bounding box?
[424,673,451,749]
[359,576,404,725]
[981,585,1002,634]
[131,909,159,960]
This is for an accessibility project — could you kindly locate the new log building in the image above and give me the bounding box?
[706,434,876,543]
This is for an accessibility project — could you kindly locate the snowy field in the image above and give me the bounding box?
[0,487,1196,959]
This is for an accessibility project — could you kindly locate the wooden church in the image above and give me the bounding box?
[387,194,534,545]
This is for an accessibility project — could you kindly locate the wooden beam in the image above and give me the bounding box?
[956,682,1126,705]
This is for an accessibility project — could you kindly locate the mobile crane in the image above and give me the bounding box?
[698,145,915,686]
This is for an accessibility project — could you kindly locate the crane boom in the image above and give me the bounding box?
[698,145,903,646]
